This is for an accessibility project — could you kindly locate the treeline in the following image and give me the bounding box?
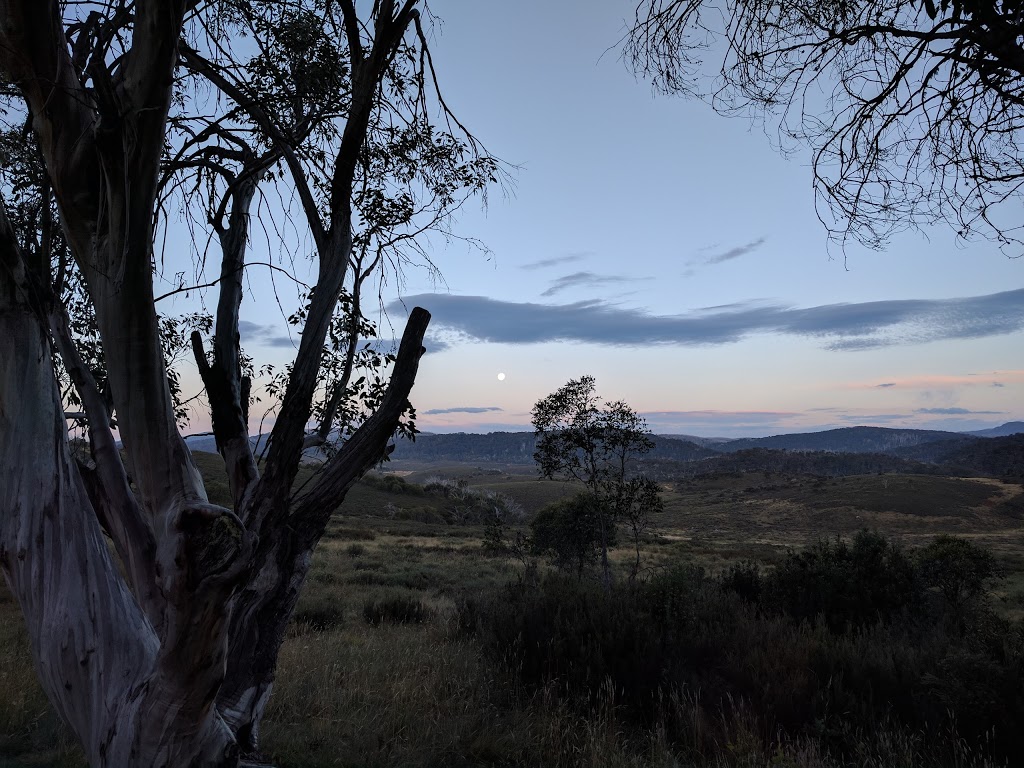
[896,433,1024,478]
[641,448,950,481]
[390,430,1023,480]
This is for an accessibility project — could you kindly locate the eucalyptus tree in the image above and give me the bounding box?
[627,0,1024,251]
[0,1,497,765]
[532,377,662,589]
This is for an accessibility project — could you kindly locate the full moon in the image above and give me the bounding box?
[497,372,506,381]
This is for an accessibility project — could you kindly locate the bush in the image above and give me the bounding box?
[456,533,1024,764]
[764,530,917,632]
[362,594,433,626]
[720,559,763,603]
[916,534,1002,618]
[361,472,424,495]
[292,603,344,632]
[529,494,615,576]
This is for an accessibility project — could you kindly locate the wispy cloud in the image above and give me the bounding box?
[703,237,767,265]
[388,289,1024,350]
[541,271,649,297]
[520,253,589,271]
[422,406,504,415]
[853,371,1024,390]
[914,407,1004,415]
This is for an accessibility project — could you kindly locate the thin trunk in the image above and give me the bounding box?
[598,512,612,593]
[194,173,261,511]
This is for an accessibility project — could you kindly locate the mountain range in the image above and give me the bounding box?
[182,422,1023,478]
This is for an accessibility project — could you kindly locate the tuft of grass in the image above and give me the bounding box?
[362,594,433,626]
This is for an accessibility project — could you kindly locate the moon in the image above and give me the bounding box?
[497,372,506,381]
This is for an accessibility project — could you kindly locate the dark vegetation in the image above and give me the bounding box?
[3,451,1024,766]
[458,531,1023,765]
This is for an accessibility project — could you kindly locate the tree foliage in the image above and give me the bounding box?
[530,493,617,577]
[532,377,662,586]
[627,0,1024,251]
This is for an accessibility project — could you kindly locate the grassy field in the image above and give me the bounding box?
[2,457,1023,766]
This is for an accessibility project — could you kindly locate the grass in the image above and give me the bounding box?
[2,460,1023,766]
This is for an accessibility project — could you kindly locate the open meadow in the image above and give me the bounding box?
[3,457,1024,767]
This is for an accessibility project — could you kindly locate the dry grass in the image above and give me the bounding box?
[2,468,1023,766]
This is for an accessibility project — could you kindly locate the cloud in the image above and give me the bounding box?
[422,406,504,415]
[520,253,589,270]
[232,321,450,355]
[387,288,1024,350]
[852,371,1024,390]
[703,237,767,265]
[541,271,649,297]
[914,407,1004,415]
[239,320,296,348]
[423,334,451,354]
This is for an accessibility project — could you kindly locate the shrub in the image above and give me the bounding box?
[764,530,917,632]
[292,603,344,632]
[529,494,615,576]
[456,533,1024,764]
[916,534,1002,619]
[361,472,424,495]
[362,594,433,626]
[720,559,763,603]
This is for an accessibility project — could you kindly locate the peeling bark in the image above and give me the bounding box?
[1,205,239,766]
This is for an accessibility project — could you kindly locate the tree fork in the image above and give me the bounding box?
[217,307,430,755]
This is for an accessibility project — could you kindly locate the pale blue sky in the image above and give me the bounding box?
[170,1,1024,438]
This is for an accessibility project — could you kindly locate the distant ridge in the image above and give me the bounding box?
[180,422,1024,470]
[717,426,973,454]
[966,421,1024,438]
[659,433,733,447]
[386,431,718,464]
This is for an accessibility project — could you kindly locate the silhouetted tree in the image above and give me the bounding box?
[0,1,496,764]
[532,377,661,589]
[627,0,1024,251]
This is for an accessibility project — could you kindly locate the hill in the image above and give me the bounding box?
[930,434,1024,479]
[388,431,537,463]
[386,431,718,465]
[967,421,1024,438]
[644,448,945,480]
[718,426,973,454]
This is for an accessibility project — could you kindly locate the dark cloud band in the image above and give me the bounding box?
[388,288,1024,350]
[422,406,504,415]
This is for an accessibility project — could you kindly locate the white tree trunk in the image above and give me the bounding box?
[0,248,239,766]
[0,3,430,763]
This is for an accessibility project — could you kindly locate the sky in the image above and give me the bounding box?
[169,0,1024,439]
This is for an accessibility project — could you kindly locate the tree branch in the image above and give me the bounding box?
[179,43,328,253]
[290,307,429,538]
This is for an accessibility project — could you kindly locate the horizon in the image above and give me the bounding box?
[182,418,1024,444]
